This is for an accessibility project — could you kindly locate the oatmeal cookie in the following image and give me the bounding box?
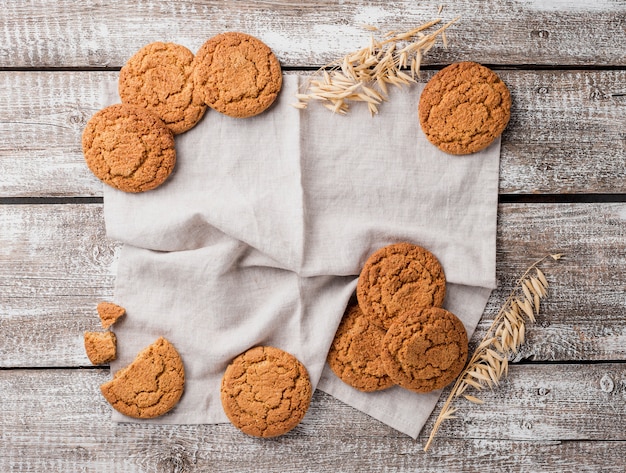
[327,302,394,392]
[418,61,511,155]
[193,32,282,118]
[82,103,176,193]
[381,307,468,393]
[357,242,446,330]
[119,42,206,134]
[221,346,311,437]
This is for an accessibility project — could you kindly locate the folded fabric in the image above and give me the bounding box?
[101,74,500,438]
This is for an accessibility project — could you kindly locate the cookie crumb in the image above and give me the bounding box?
[97,301,126,329]
[84,331,117,365]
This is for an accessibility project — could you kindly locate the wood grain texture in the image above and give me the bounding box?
[1,366,626,472]
[1,203,624,367]
[0,69,624,197]
[0,0,624,69]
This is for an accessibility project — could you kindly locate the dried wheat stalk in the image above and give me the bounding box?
[292,16,460,116]
[423,253,564,452]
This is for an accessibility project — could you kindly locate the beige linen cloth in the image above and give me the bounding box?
[100,75,500,439]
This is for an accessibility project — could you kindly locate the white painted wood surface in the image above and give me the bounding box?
[1,0,625,471]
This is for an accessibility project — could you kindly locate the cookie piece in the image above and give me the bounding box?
[193,32,282,118]
[97,301,126,329]
[84,331,117,365]
[221,346,311,438]
[119,42,207,134]
[418,61,511,155]
[82,103,176,193]
[381,307,468,393]
[327,302,394,392]
[357,242,446,330]
[100,337,185,419]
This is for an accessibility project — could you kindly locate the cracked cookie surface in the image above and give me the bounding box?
[418,61,511,155]
[381,307,468,393]
[221,346,311,438]
[357,242,446,330]
[119,42,207,134]
[100,337,185,418]
[193,32,282,118]
[327,302,394,392]
[82,103,176,193]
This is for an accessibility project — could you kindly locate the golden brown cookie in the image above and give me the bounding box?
[221,346,311,438]
[97,301,126,329]
[82,103,176,193]
[193,32,282,118]
[119,42,207,134]
[356,242,446,330]
[418,61,511,155]
[327,302,394,392]
[84,331,117,365]
[100,337,185,419]
[381,307,468,393]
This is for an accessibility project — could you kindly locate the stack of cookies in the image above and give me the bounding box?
[82,32,283,193]
[328,242,469,394]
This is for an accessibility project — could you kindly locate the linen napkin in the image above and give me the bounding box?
[101,74,500,438]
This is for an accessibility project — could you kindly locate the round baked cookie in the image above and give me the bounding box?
[221,346,311,438]
[381,307,468,393]
[356,242,446,330]
[82,103,176,193]
[100,337,185,418]
[327,302,394,392]
[418,61,511,155]
[119,42,207,134]
[193,32,282,118]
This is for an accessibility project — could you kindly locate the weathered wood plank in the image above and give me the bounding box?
[0,203,625,367]
[0,0,624,68]
[1,366,626,472]
[0,69,624,197]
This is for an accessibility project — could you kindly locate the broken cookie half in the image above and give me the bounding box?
[101,337,185,419]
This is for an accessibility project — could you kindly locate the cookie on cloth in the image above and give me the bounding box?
[100,337,185,418]
[119,42,207,134]
[356,242,446,330]
[418,61,511,155]
[327,302,394,392]
[97,301,126,329]
[381,307,468,393]
[193,32,282,118]
[84,331,117,365]
[82,103,176,193]
[221,346,311,438]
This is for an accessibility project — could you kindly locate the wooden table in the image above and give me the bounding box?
[1,1,625,471]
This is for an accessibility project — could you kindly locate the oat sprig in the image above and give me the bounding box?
[423,253,564,452]
[292,16,460,116]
